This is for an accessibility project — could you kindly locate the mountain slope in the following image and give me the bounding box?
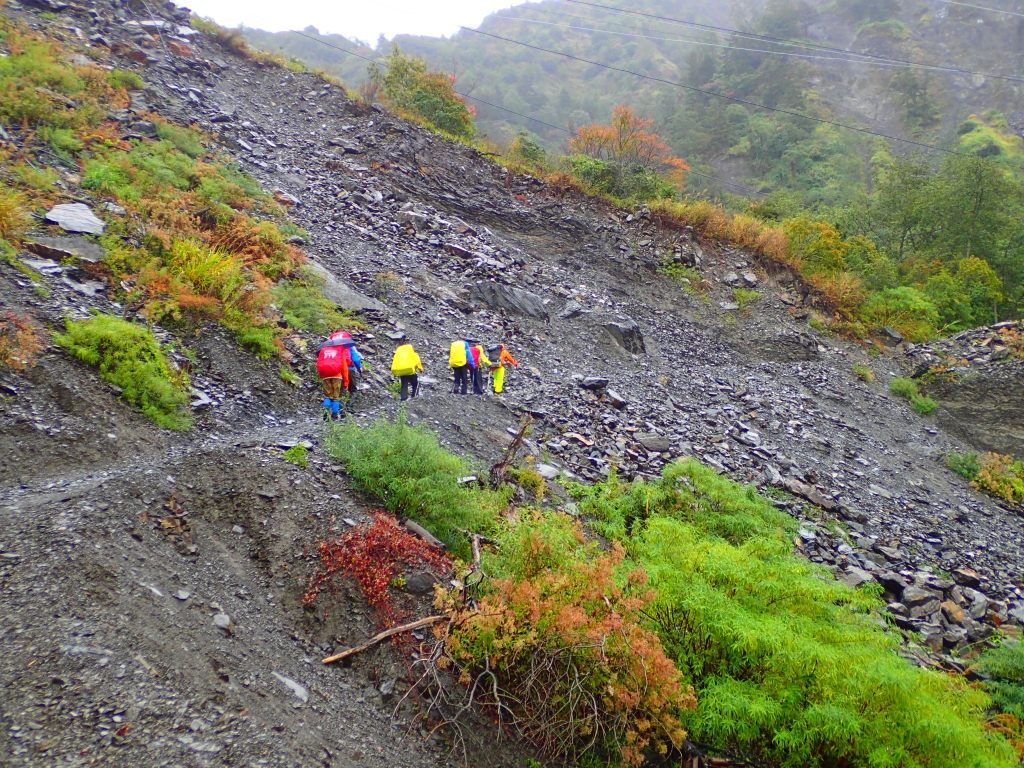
[1,1,1023,766]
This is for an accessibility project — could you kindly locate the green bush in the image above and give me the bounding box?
[271,267,359,335]
[572,461,1017,768]
[324,413,510,552]
[55,315,192,430]
[106,68,144,91]
[889,376,938,415]
[979,641,1024,720]
[283,443,307,468]
[155,120,205,158]
[947,450,981,480]
[852,362,875,383]
[320,412,1018,766]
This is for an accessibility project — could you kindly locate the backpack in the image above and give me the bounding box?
[448,341,467,367]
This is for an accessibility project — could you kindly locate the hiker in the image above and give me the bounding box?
[316,334,353,420]
[449,339,474,395]
[328,330,362,400]
[487,343,518,394]
[469,341,492,395]
[390,343,423,402]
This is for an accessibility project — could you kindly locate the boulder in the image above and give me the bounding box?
[26,235,105,264]
[44,203,105,235]
[636,434,670,453]
[603,318,646,354]
[469,282,549,320]
[558,300,587,319]
[305,259,385,312]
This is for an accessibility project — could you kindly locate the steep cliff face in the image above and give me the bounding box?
[906,323,1024,459]
[1,2,1024,766]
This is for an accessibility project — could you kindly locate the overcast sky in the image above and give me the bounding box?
[183,0,536,44]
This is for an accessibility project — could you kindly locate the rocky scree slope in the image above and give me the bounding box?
[0,0,1023,764]
[145,17,1024,632]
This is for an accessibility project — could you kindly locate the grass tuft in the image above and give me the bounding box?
[890,376,938,414]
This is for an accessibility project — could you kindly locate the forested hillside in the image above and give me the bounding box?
[241,0,1024,324]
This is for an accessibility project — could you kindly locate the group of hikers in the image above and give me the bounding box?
[316,331,518,419]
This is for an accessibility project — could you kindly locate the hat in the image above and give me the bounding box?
[486,344,500,354]
[465,338,479,344]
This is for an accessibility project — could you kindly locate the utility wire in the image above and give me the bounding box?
[251,26,567,132]
[561,0,1024,84]
[931,0,1024,18]
[462,26,964,155]
[499,13,962,74]
[243,25,759,192]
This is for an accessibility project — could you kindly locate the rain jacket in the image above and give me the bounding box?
[316,344,351,388]
[472,345,492,368]
[490,345,518,370]
[449,341,474,369]
[391,345,423,377]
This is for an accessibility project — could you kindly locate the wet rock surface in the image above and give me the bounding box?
[905,321,1024,458]
[0,0,1023,764]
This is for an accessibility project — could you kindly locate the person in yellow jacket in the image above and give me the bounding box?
[486,343,518,394]
[390,343,423,401]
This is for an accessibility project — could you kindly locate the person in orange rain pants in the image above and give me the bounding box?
[486,343,518,394]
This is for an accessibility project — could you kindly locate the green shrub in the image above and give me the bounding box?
[852,362,875,383]
[106,68,143,91]
[55,315,191,430]
[155,120,205,158]
[947,450,981,480]
[271,266,360,335]
[979,641,1024,720]
[283,443,307,468]
[890,377,919,398]
[571,461,1017,768]
[889,376,938,414]
[324,413,510,552]
[733,287,761,312]
[319,415,1018,766]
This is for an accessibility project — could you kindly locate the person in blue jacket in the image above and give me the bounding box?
[448,339,475,395]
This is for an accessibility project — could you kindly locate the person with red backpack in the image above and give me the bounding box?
[317,334,353,420]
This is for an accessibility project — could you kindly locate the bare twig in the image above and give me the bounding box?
[322,616,449,664]
[489,416,533,487]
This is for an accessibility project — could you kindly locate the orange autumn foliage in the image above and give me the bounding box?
[442,543,695,766]
[571,104,689,191]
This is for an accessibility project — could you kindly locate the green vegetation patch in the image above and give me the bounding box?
[324,413,510,552]
[889,376,938,414]
[55,315,192,430]
[317,416,1019,767]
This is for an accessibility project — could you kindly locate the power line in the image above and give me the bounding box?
[461,26,964,155]
[499,13,953,73]
[931,0,1024,18]
[250,26,762,193]
[561,0,1024,84]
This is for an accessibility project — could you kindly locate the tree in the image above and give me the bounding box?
[569,104,688,201]
[369,45,475,139]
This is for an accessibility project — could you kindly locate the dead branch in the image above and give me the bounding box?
[322,615,449,664]
[489,415,533,487]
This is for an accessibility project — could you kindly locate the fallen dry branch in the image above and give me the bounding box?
[322,615,449,664]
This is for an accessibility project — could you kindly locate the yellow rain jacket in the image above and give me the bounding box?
[391,344,423,377]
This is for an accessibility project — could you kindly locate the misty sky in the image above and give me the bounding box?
[182,0,536,44]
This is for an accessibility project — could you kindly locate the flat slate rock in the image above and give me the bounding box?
[44,203,105,235]
[26,235,105,263]
[305,259,385,312]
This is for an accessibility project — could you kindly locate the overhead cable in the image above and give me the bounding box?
[560,0,1024,84]
[243,26,758,192]
[461,26,963,155]
[499,14,966,73]
[930,0,1024,18]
